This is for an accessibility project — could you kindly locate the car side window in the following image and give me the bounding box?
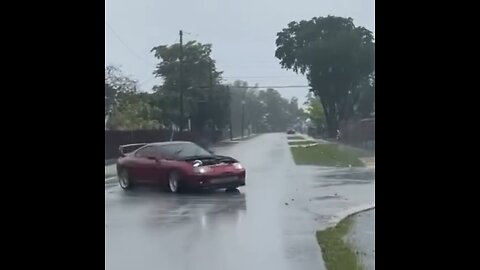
[158,145,177,159]
[135,146,157,158]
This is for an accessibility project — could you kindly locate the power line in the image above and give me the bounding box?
[229,85,310,89]
[217,64,283,68]
[138,76,158,87]
[222,75,302,79]
[105,21,156,65]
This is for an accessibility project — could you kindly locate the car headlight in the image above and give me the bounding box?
[233,163,244,170]
[193,166,211,174]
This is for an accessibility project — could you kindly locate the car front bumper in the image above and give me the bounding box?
[183,172,246,189]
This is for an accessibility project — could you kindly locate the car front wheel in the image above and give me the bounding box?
[167,171,180,193]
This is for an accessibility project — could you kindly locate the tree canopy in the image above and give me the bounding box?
[275,15,375,137]
[105,65,162,130]
[229,81,303,135]
[151,41,228,132]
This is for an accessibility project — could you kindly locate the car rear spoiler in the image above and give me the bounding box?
[119,143,147,156]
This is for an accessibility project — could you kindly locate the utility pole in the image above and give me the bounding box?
[179,30,184,131]
[227,86,233,140]
[209,60,213,126]
[208,60,214,143]
[209,60,213,102]
[241,89,246,138]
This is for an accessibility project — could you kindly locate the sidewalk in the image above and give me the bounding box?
[359,157,375,168]
[288,132,330,144]
[105,164,117,179]
[215,133,257,146]
[346,208,375,270]
[298,133,330,144]
[219,133,257,142]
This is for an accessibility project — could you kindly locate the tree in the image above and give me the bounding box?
[151,41,229,132]
[105,65,137,117]
[275,16,375,137]
[105,66,162,130]
[354,72,375,118]
[228,81,302,135]
[257,89,304,132]
[107,94,161,130]
[229,81,255,136]
[303,92,326,135]
[287,97,302,125]
[245,89,268,133]
[105,83,115,117]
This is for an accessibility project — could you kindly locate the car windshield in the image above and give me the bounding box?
[167,143,212,159]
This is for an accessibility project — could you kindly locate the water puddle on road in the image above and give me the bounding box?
[311,167,375,188]
[314,180,372,188]
[140,190,247,228]
[323,171,375,180]
[311,195,342,201]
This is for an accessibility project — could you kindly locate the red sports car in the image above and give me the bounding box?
[116,141,246,193]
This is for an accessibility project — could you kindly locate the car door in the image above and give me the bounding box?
[152,145,177,185]
[130,146,160,184]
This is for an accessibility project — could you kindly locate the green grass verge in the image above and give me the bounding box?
[316,216,363,270]
[288,140,317,146]
[287,135,305,140]
[290,144,364,167]
[335,144,375,158]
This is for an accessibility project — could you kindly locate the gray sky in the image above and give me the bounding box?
[105,0,374,105]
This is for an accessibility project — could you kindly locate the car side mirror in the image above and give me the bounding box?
[208,149,215,154]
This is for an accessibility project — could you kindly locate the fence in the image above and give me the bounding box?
[105,129,224,160]
[339,118,375,151]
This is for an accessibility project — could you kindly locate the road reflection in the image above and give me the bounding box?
[119,188,247,229]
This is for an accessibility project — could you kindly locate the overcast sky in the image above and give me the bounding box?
[105,0,374,105]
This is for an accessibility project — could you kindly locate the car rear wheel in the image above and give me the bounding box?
[118,169,133,190]
[167,171,180,193]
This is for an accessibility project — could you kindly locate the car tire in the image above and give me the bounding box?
[166,171,181,193]
[118,168,133,190]
[225,187,240,193]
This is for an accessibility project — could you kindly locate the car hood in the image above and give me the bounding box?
[178,155,238,165]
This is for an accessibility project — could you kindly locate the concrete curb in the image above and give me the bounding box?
[288,133,330,144]
[300,134,330,144]
[105,176,117,183]
[328,203,376,227]
[289,143,320,148]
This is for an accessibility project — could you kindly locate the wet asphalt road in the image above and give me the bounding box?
[105,133,375,270]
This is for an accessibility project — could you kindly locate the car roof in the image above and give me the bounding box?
[131,141,195,154]
[146,141,193,146]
